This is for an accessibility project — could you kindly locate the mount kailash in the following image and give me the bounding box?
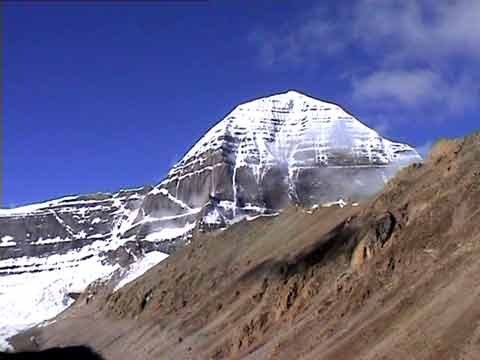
[0,90,421,349]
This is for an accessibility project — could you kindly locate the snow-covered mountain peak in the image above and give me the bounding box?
[166,91,420,189]
[238,90,342,114]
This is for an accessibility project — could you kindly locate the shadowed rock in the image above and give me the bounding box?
[0,346,103,360]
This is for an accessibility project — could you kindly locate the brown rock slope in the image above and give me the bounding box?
[14,133,480,359]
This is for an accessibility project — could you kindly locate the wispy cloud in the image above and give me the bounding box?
[352,69,477,114]
[248,6,346,67]
[416,140,434,159]
[249,0,480,118]
[251,0,480,65]
[352,0,480,62]
[352,69,444,107]
[369,115,392,138]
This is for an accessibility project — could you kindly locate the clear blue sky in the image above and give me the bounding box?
[3,1,479,207]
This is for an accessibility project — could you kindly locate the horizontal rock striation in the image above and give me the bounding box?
[158,90,420,214]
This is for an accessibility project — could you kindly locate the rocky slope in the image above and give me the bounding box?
[15,132,480,359]
[0,90,420,349]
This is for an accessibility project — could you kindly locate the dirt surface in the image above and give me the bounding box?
[12,133,480,359]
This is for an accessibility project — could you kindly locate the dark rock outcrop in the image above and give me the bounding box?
[0,346,104,360]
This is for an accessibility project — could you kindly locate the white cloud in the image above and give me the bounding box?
[353,69,444,107]
[352,0,480,61]
[353,69,477,114]
[248,7,346,66]
[249,0,480,118]
[250,0,480,66]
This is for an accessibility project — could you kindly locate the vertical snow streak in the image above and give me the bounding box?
[232,160,238,217]
[175,166,182,199]
[211,166,215,197]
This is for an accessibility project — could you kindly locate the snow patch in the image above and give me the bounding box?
[0,254,120,350]
[114,251,169,291]
[204,208,223,225]
[31,236,72,245]
[143,222,196,242]
[322,199,347,208]
[246,212,280,222]
[0,236,15,247]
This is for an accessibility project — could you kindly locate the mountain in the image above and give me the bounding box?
[158,90,419,222]
[0,90,420,349]
[14,133,480,360]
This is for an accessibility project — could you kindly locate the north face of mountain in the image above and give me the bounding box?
[154,90,420,220]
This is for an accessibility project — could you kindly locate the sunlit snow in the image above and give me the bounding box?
[114,251,169,291]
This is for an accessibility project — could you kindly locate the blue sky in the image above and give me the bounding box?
[3,0,479,207]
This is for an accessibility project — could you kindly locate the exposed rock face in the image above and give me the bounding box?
[0,188,167,264]
[0,90,420,349]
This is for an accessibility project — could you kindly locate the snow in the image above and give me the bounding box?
[163,90,420,218]
[219,200,235,211]
[149,187,162,195]
[0,252,120,350]
[204,208,223,224]
[146,187,191,211]
[241,204,268,212]
[0,236,15,247]
[168,91,420,184]
[31,236,72,245]
[0,333,13,351]
[129,208,201,231]
[143,222,196,242]
[161,188,191,210]
[0,196,118,218]
[246,212,280,221]
[322,199,347,208]
[232,161,239,217]
[89,233,108,239]
[162,163,224,185]
[0,193,151,349]
[114,251,169,291]
[112,208,140,238]
[0,196,79,216]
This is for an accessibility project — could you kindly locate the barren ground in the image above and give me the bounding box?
[10,134,480,360]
